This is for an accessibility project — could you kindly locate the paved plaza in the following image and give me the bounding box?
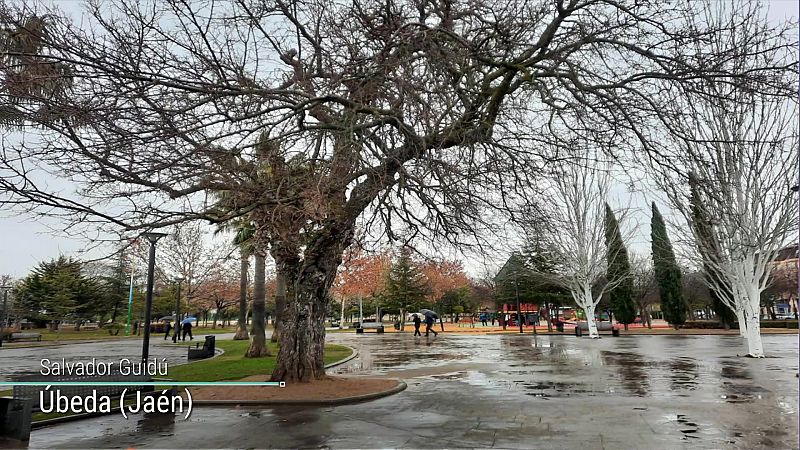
[14,333,800,449]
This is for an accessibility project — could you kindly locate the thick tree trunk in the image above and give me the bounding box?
[270,264,328,382]
[246,253,271,357]
[234,252,250,340]
[271,241,343,382]
[270,272,286,343]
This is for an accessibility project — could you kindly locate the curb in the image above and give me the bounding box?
[324,345,358,369]
[192,378,407,407]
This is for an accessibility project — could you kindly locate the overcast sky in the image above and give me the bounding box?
[0,0,797,280]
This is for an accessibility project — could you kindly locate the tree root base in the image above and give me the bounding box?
[233,329,249,340]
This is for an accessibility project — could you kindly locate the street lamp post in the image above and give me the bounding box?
[174,278,184,324]
[792,185,799,319]
[1,285,10,337]
[141,232,167,362]
[514,272,523,334]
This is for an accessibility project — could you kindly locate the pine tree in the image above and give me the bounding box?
[689,174,736,329]
[604,204,636,330]
[650,203,686,329]
[384,247,430,313]
[13,256,101,329]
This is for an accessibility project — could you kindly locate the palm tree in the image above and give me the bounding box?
[229,222,255,340]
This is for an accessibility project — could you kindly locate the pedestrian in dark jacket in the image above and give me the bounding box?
[424,315,438,337]
[163,322,172,340]
[172,322,182,343]
[413,315,422,336]
[182,321,193,341]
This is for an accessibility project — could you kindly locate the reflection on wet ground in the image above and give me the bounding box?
[22,333,799,449]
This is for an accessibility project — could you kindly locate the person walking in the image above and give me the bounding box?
[480,312,488,327]
[413,314,422,337]
[182,320,193,341]
[172,322,182,343]
[424,314,438,337]
[163,321,172,340]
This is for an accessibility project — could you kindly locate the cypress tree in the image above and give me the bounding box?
[651,202,686,329]
[604,204,636,330]
[688,174,736,328]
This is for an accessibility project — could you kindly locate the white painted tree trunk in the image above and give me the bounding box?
[742,289,765,357]
[585,303,600,339]
[744,312,764,357]
[735,309,746,337]
[339,296,345,329]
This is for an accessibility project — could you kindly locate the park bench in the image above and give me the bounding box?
[356,322,385,334]
[2,370,175,441]
[8,333,42,342]
[574,321,619,337]
[188,335,216,360]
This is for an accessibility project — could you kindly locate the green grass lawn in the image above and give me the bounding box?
[167,339,352,382]
[37,328,132,341]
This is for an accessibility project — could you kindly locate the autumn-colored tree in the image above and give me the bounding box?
[194,266,239,329]
[332,250,391,324]
[421,259,471,303]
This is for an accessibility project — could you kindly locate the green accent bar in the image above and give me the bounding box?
[0,381,283,387]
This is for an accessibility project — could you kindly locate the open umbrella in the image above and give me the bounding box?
[407,312,423,320]
[181,316,197,325]
[419,309,444,332]
[158,316,174,322]
[419,309,438,319]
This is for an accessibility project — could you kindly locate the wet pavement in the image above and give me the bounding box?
[0,335,233,380]
[14,333,800,449]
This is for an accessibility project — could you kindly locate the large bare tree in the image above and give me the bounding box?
[0,0,793,379]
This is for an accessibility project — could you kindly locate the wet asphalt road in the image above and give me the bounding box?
[13,333,800,449]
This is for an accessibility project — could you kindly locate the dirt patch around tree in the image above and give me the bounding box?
[188,375,403,403]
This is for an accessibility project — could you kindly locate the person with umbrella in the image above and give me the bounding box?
[421,309,439,337]
[181,316,196,341]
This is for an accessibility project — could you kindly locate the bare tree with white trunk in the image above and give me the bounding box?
[649,2,798,357]
[540,159,631,338]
